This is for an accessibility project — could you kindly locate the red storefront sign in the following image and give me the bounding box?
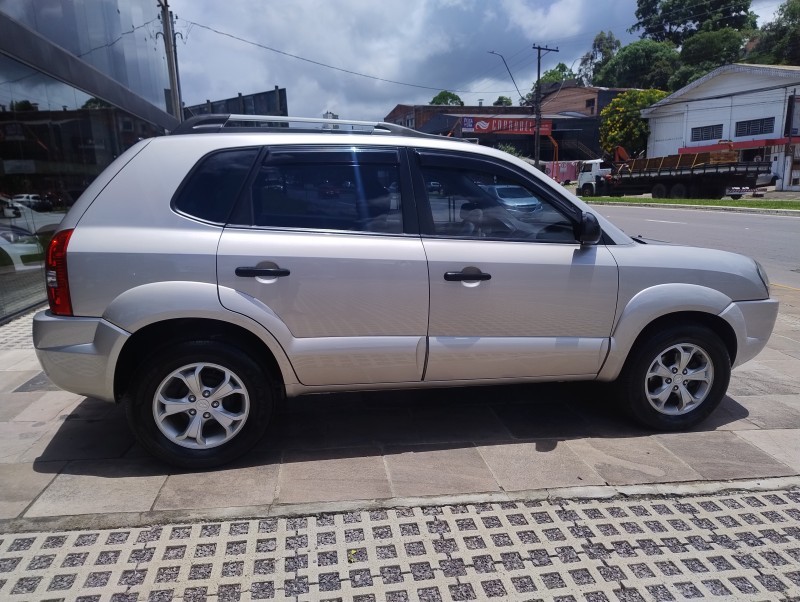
[461,116,552,135]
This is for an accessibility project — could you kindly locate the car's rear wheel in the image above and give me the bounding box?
[617,325,730,430]
[125,340,273,468]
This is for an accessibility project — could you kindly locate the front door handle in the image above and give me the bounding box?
[235,267,291,278]
[444,271,491,282]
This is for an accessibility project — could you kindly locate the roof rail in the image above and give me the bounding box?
[170,114,441,138]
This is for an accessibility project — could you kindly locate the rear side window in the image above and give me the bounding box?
[173,148,259,223]
[230,148,403,233]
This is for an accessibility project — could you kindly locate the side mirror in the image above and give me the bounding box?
[578,211,602,245]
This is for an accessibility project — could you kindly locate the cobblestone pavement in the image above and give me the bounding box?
[1,488,799,601]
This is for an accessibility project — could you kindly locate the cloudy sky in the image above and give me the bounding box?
[170,0,783,122]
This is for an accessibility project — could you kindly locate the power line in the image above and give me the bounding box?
[183,20,481,94]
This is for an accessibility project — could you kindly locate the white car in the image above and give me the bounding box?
[0,224,44,273]
[3,201,63,234]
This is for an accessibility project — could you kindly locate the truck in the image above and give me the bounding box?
[577,150,775,199]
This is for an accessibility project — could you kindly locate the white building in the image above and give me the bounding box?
[642,64,800,191]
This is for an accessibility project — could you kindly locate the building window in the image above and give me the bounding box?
[585,98,595,115]
[735,117,775,137]
[690,124,723,142]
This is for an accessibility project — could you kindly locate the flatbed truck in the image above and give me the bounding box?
[577,151,775,199]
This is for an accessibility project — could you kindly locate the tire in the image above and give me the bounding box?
[125,340,274,469]
[730,194,742,200]
[669,183,687,198]
[580,183,594,197]
[651,183,668,198]
[616,325,730,431]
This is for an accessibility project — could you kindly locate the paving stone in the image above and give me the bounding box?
[0,489,799,600]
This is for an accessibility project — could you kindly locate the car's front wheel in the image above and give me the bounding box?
[617,325,731,430]
[125,341,274,468]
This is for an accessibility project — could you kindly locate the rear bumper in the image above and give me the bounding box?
[32,311,130,402]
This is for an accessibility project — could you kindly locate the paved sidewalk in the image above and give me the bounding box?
[1,486,799,600]
[0,288,798,600]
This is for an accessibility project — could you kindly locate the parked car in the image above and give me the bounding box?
[3,201,63,236]
[12,193,53,212]
[0,224,44,273]
[33,114,778,468]
[1,195,21,218]
[481,184,542,216]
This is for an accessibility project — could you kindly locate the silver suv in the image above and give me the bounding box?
[33,115,778,468]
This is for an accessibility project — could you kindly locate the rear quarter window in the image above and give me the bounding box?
[173,148,259,223]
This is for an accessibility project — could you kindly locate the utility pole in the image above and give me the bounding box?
[158,0,182,122]
[532,44,558,169]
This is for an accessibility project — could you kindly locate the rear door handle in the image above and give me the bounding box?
[235,267,291,278]
[444,271,491,281]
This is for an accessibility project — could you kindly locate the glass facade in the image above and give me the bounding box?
[0,1,171,321]
[0,0,170,112]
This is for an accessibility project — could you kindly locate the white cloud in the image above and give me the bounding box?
[172,0,646,120]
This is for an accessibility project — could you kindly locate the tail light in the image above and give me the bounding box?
[45,229,74,316]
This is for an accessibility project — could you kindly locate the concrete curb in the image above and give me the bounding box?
[587,200,800,216]
[3,475,799,535]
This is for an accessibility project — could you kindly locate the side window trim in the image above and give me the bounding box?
[171,146,262,225]
[414,149,582,226]
[230,145,413,236]
[398,147,420,235]
[227,146,270,227]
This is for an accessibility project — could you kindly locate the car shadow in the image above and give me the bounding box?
[31,380,752,477]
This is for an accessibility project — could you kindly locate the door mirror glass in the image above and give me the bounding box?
[579,211,602,245]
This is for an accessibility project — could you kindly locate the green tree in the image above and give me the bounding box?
[539,62,578,84]
[81,96,113,109]
[430,90,464,106]
[578,31,622,85]
[10,100,35,111]
[668,28,745,89]
[599,88,668,156]
[747,0,800,65]
[493,96,513,106]
[520,63,579,106]
[630,0,756,46]
[594,39,680,90]
[497,143,523,157]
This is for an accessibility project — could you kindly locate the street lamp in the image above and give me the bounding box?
[488,51,524,106]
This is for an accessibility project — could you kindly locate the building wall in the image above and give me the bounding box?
[184,88,288,119]
[384,105,529,131]
[645,67,797,189]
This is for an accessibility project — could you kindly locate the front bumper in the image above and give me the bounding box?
[720,297,779,368]
[32,311,130,402]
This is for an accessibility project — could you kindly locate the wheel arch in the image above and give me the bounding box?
[599,283,738,381]
[114,317,290,403]
[629,311,735,367]
[600,310,737,381]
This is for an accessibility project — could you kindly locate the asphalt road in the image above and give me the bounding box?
[595,205,800,289]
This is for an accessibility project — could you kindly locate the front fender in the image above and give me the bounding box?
[598,283,732,381]
[103,280,298,386]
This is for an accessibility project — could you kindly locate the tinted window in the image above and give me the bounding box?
[174,148,259,223]
[421,165,576,242]
[239,159,402,233]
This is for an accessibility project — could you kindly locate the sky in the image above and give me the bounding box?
[170,0,784,122]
